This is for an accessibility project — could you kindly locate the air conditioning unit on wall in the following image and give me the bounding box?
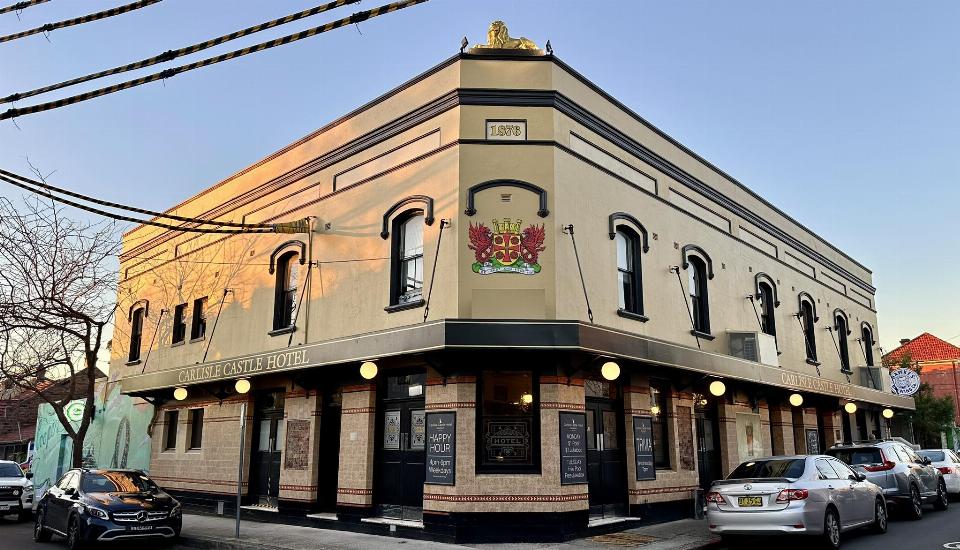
[727,331,779,368]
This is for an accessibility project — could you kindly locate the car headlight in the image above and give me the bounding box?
[170,503,181,517]
[86,506,109,520]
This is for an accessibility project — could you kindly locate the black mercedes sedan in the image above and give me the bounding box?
[34,468,181,549]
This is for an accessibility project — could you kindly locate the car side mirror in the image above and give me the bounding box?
[63,487,76,496]
[922,457,932,465]
[25,472,33,480]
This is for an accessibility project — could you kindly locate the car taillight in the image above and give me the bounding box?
[863,461,896,472]
[705,491,726,504]
[776,489,809,502]
[938,466,953,475]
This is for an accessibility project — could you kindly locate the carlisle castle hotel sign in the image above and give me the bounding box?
[177,348,309,385]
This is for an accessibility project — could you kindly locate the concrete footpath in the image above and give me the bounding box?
[177,513,720,550]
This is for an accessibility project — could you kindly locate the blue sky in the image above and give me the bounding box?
[1,0,958,353]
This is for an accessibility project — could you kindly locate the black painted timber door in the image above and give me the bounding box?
[586,397,627,518]
[695,400,721,491]
[317,389,341,512]
[376,374,426,521]
[250,390,285,508]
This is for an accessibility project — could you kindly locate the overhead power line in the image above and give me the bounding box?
[0,167,271,229]
[1,0,362,104]
[0,0,429,120]
[0,173,308,235]
[0,0,161,44]
[0,0,50,16]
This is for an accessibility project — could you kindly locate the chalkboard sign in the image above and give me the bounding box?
[633,416,656,481]
[425,412,456,485]
[805,429,820,455]
[559,412,588,485]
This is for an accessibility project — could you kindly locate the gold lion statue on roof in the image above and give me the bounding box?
[474,20,539,50]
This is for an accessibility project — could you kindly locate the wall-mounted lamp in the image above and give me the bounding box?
[882,408,894,419]
[650,405,661,415]
[173,387,188,401]
[601,361,621,381]
[709,380,726,397]
[844,402,857,414]
[789,393,804,407]
[360,361,378,380]
[520,393,534,405]
[235,378,251,394]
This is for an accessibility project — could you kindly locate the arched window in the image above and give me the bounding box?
[800,298,817,362]
[758,281,776,338]
[129,307,144,362]
[615,227,643,316]
[687,255,710,334]
[391,211,424,306]
[273,251,299,330]
[835,312,851,372]
[862,323,875,366]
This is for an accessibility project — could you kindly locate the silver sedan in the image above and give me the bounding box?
[706,455,887,549]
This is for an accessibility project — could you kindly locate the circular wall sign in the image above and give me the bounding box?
[890,368,921,396]
[65,401,84,422]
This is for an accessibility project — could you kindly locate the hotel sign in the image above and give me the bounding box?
[177,348,309,386]
[769,371,854,399]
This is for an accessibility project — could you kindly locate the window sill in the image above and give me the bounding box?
[617,309,649,323]
[268,326,297,337]
[384,299,425,313]
[190,336,205,343]
[690,330,716,341]
[806,358,821,367]
[125,359,141,366]
[187,448,202,453]
[171,340,185,348]
[840,368,854,375]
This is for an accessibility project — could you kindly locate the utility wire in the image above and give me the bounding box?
[0,0,161,44]
[0,0,49,16]
[0,0,429,120]
[0,167,271,229]
[0,172,307,234]
[1,0,361,104]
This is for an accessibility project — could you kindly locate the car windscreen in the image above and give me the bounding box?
[0,463,22,477]
[81,471,158,493]
[728,458,805,479]
[827,447,884,465]
[919,450,946,462]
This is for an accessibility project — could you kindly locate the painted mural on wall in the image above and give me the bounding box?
[468,218,545,275]
[32,381,153,502]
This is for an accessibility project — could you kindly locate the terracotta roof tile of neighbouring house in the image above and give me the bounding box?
[884,332,960,363]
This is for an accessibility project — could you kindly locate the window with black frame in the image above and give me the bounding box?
[649,381,671,469]
[273,251,299,330]
[801,299,818,362]
[172,303,187,344]
[129,307,144,362]
[164,410,178,451]
[615,227,643,316]
[862,324,875,366]
[478,371,538,472]
[390,212,424,306]
[835,312,851,372]
[687,256,710,334]
[758,281,776,337]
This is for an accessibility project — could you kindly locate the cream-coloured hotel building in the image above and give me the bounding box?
[114,36,913,542]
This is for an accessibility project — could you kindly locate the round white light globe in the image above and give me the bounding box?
[789,393,803,407]
[844,402,857,414]
[601,361,620,381]
[709,380,726,397]
[360,361,378,380]
[882,408,894,419]
[173,387,188,401]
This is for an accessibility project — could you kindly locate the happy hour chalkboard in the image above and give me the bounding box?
[805,428,820,455]
[559,412,588,485]
[425,411,456,485]
[633,416,656,481]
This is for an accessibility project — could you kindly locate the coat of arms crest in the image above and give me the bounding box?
[469,218,545,275]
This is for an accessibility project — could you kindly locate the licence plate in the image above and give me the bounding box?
[128,526,153,531]
[0,506,9,511]
[738,496,763,507]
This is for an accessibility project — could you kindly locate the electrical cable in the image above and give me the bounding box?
[1,0,361,104]
[0,0,161,44]
[0,172,307,234]
[0,0,429,120]
[0,167,271,229]
[0,0,49,16]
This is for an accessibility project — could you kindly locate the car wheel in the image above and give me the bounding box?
[33,508,51,543]
[872,497,887,533]
[66,516,84,550]
[906,484,923,520]
[822,508,841,549]
[935,479,949,510]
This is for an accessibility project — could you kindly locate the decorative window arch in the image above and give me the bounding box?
[753,273,780,307]
[268,240,306,275]
[380,195,435,239]
[861,322,876,366]
[834,309,851,372]
[681,244,714,280]
[797,292,819,322]
[464,179,549,218]
[607,212,649,252]
[833,309,851,335]
[127,299,149,322]
[614,225,644,318]
[387,209,426,308]
[273,250,300,331]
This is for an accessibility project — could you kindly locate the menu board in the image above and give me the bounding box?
[805,429,820,455]
[425,412,456,485]
[633,416,656,481]
[559,412,588,485]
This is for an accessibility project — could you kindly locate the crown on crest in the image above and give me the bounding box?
[492,218,522,234]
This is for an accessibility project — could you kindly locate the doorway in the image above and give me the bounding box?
[375,373,426,521]
[250,389,285,508]
[695,398,721,490]
[317,388,342,512]
[585,380,627,519]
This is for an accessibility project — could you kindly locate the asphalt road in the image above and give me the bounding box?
[717,500,960,550]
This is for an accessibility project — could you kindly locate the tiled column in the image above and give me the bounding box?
[767,402,795,455]
[277,388,322,509]
[821,409,841,448]
[336,384,376,518]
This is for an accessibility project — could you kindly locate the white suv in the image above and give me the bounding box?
[0,460,33,521]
